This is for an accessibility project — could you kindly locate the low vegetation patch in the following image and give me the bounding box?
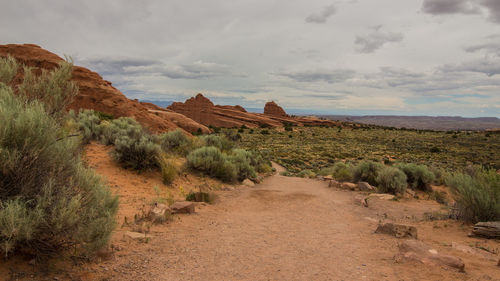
[445,167,500,223]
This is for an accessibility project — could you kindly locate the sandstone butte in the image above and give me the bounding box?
[0,44,210,134]
[168,93,341,128]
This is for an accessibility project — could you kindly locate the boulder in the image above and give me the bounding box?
[357,181,374,191]
[395,240,465,271]
[375,223,417,239]
[170,201,196,214]
[147,203,171,223]
[341,182,358,191]
[471,221,500,239]
[242,179,255,187]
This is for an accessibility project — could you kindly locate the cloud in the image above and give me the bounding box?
[421,0,480,15]
[79,57,160,76]
[354,29,404,53]
[481,0,500,23]
[80,57,240,80]
[159,61,235,79]
[440,57,500,76]
[465,34,500,56]
[275,68,356,83]
[305,5,336,23]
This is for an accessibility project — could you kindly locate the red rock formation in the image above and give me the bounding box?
[168,94,282,128]
[0,44,206,134]
[264,101,288,117]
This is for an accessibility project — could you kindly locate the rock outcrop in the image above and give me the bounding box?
[168,94,283,128]
[264,101,288,117]
[169,94,342,129]
[0,44,205,134]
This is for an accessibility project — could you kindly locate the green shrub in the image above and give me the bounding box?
[0,56,17,85]
[0,69,117,257]
[71,109,103,144]
[396,163,435,191]
[187,146,237,182]
[157,154,178,185]
[376,166,407,194]
[228,149,256,180]
[297,169,316,178]
[445,168,500,222]
[18,59,78,123]
[158,129,192,155]
[112,135,160,171]
[352,161,383,186]
[199,134,235,151]
[100,117,145,145]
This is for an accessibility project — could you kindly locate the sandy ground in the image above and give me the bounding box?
[2,143,499,281]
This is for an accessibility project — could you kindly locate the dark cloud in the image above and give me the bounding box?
[440,57,500,76]
[481,0,500,23]
[354,30,403,53]
[305,5,336,24]
[276,69,355,84]
[421,0,480,15]
[79,57,159,75]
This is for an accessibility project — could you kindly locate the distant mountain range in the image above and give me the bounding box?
[320,115,500,131]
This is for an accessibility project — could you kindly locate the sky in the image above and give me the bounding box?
[1,0,500,117]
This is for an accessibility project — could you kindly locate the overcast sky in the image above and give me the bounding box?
[2,0,500,117]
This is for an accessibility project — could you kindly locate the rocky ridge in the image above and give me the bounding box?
[0,44,207,134]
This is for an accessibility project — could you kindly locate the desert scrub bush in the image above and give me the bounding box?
[0,71,117,257]
[157,153,178,185]
[0,56,17,84]
[445,168,500,222]
[228,149,257,181]
[112,135,160,171]
[329,162,353,181]
[187,146,237,182]
[18,58,78,123]
[70,109,103,144]
[396,163,435,191]
[376,166,407,195]
[100,117,145,145]
[199,134,234,151]
[297,169,316,178]
[352,161,383,186]
[158,129,192,155]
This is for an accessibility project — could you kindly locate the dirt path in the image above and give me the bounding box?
[82,159,499,281]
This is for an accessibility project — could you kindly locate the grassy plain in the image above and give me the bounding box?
[232,126,499,175]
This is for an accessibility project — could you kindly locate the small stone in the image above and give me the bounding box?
[242,179,255,187]
[328,180,341,188]
[357,181,374,191]
[170,201,196,214]
[354,195,368,207]
[367,193,395,200]
[124,231,152,242]
[375,223,417,239]
[148,203,171,223]
[323,175,333,181]
[341,182,357,191]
